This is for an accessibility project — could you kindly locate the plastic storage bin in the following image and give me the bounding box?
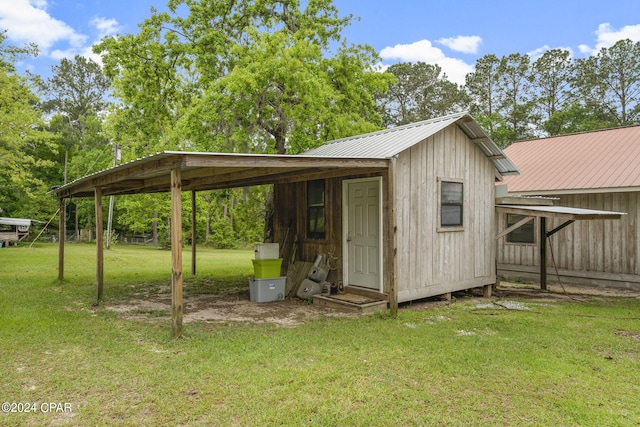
[249,277,286,302]
[252,258,283,278]
[254,243,279,260]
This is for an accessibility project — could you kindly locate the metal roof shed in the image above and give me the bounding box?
[52,112,518,337]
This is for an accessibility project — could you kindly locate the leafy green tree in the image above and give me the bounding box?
[376,62,468,127]
[95,0,391,242]
[0,31,55,219]
[529,49,576,135]
[38,56,112,184]
[466,54,501,135]
[543,102,617,135]
[96,0,391,156]
[574,39,640,127]
[467,53,536,146]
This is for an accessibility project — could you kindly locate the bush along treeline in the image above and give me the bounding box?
[2,1,640,242]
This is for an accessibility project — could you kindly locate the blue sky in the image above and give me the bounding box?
[3,0,640,84]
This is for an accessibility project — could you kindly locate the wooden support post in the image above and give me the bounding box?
[386,158,398,316]
[171,167,183,338]
[540,216,547,290]
[58,198,65,281]
[483,284,492,298]
[95,187,104,303]
[191,190,196,276]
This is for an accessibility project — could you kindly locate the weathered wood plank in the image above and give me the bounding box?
[94,187,104,303]
[171,167,183,338]
[58,198,65,281]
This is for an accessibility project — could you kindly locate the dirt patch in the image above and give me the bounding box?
[103,281,640,327]
[105,287,357,327]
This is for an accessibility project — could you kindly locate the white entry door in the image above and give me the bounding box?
[345,178,382,290]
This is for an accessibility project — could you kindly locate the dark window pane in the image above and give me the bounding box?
[441,181,463,203]
[441,205,462,226]
[506,214,535,244]
[307,180,326,239]
[440,181,463,227]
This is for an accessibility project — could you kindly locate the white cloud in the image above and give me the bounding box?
[436,35,482,54]
[90,17,121,38]
[0,0,120,66]
[379,39,474,85]
[0,0,86,52]
[579,23,640,55]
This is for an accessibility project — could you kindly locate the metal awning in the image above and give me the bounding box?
[496,205,626,289]
[496,205,625,220]
[0,217,32,227]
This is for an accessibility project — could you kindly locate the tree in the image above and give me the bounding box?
[376,62,468,127]
[95,0,392,242]
[0,31,54,219]
[466,53,536,147]
[466,54,502,136]
[529,49,576,135]
[574,39,640,127]
[95,0,391,156]
[38,56,112,184]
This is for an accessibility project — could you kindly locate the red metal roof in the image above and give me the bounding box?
[502,125,640,194]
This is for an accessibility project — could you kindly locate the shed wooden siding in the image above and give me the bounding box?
[497,192,640,289]
[395,125,496,302]
[274,177,343,283]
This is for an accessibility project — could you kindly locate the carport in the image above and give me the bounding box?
[52,151,392,337]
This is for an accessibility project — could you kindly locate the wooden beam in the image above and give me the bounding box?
[496,215,535,240]
[546,219,575,237]
[540,217,547,291]
[386,158,398,316]
[191,190,196,276]
[95,187,104,303]
[58,198,65,281]
[171,167,183,338]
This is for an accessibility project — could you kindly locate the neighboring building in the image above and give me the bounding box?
[0,217,32,246]
[498,126,640,290]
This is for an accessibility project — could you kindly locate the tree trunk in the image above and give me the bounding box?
[152,209,159,245]
[205,213,211,243]
[75,203,80,241]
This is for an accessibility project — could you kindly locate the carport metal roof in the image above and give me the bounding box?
[52,151,389,199]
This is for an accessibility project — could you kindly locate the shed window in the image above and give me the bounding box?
[440,181,463,227]
[506,214,535,244]
[307,179,326,240]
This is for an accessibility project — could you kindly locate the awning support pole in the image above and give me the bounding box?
[540,217,547,290]
[191,190,196,276]
[95,187,104,303]
[171,167,183,338]
[58,198,65,281]
[386,158,398,316]
[546,220,575,237]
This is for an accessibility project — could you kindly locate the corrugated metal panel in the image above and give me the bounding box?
[503,125,640,193]
[304,112,519,175]
[0,217,31,227]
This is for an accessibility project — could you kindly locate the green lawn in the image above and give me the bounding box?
[1,243,639,426]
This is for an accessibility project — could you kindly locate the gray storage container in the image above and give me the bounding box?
[249,277,286,302]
